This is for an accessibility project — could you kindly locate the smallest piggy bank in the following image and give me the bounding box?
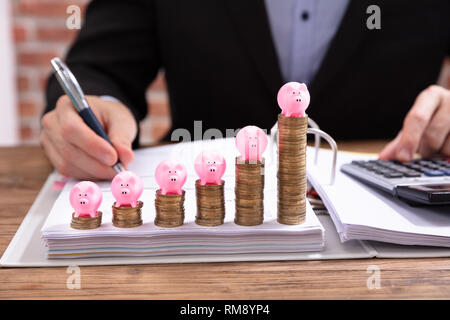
[194,150,226,185]
[235,125,268,162]
[277,82,310,117]
[111,171,143,207]
[69,181,102,218]
[155,160,187,195]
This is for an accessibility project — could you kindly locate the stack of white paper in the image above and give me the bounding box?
[41,138,325,258]
[307,148,450,247]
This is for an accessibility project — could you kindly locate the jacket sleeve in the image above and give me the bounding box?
[45,0,161,147]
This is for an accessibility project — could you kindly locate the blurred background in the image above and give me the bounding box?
[3,0,171,146]
[1,0,449,146]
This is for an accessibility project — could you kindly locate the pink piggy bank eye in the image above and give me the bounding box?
[174,170,177,173]
[78,194,81,197]
[126,184,129,187]
[84,193,87,196]
[168,170,171,173]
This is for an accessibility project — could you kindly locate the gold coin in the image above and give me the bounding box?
[70,212,102,230]
[234,158,265,226]
[112,202,143,228]
[195,180,226,227]
[277,113,308,226]
[154,190,185,228]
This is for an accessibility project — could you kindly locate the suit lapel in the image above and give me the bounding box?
[309,0,369,97]
[223,0,283,98]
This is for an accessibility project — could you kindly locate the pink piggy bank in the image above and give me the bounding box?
[235,125,268,162]
[155,160,187,195]
[111,171,143,207]
[277,82,310,117]
[69,181,102,218]
[194,151,226,185]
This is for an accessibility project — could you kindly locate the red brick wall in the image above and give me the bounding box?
[10,0,450,145]
[12,0,171,145]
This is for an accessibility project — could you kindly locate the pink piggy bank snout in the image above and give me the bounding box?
[293,95,303,103]
[119,187,130,195]
[78,197,89,205]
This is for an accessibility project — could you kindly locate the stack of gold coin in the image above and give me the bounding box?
[112,201,143,228]
[234,157,265,226]
[195,179,225,226]
[277,114,308,225]
[70,212,102,230]
[154,190,185,227]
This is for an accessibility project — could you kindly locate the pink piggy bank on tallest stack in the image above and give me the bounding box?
[194,151,226,185]
[69,181,102,217]
[111,171,143,207]
[277,82,310,117]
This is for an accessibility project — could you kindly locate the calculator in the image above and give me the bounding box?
[340,158,450,205]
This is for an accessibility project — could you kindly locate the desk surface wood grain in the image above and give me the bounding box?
[0,141,449,299]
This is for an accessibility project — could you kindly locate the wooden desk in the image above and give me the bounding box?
[0,142,449,299]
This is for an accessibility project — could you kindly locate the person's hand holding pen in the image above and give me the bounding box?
[40,95,137,180]
[380,85,450,162]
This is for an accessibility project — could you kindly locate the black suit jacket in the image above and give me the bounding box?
[46,0,450,147]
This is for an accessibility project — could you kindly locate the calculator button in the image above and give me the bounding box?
[434,161,450,168]
[376,169,393,175]
[403,171,422,177]
[405,164,422,171]
[383,172,404,178]
[418,160,430,166]
[423,170,445,177]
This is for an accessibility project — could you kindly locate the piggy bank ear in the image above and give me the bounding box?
[113,174,123,184]
[70,186,80,196]
[128,175,136,185]
[257,128,268,154]
[85,185,93,194]
[299,83,307,90]
[174,163,185,172]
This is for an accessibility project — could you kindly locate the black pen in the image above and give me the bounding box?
[50,57,125,173]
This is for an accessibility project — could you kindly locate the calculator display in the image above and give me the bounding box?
[408,185,450,192]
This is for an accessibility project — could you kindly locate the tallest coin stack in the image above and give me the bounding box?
[276,82,310,225]
[277,114,308,224]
